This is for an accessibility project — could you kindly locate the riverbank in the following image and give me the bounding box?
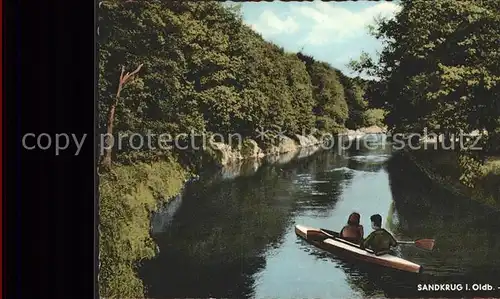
[402,149,500,210]
[98,138,328,298]
[208,134,321,167]
[341,125,387,140]
[98,158,188,298]
[209,127,387,167]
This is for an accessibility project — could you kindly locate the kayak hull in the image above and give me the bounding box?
[295,224,423,274]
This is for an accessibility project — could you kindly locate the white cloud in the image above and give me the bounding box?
[249,10,300,36]
[292,2,401,45]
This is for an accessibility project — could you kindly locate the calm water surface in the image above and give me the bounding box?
[140,142,500,298]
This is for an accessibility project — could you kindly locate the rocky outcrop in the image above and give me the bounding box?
[209,142,243,166]
[208,134,323,167]
[341,126,387,141]
[294,134,321,147]
[241,139,265,159]
[360,125,386,134]
[264,136,298,156]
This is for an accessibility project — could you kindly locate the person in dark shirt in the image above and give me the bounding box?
[339,212,364,244]
[361,214,397,255]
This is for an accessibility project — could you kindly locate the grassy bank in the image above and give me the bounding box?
[99,158,188,298]
[404,149,500,209]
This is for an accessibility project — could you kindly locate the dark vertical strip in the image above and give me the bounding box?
[94,0,99,297]
[0,0,3,295]
[15,0,21,297]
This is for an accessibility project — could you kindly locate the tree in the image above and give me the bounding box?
[298,53,349,132]
[363,109,386,128]
[352,0,500,140]
[338,72,368,129]
[101,64,143,169]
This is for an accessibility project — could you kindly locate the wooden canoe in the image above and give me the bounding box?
[295,224,423,274]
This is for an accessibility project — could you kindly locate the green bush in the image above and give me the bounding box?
[363,108,386,127]
[99,159,187,298]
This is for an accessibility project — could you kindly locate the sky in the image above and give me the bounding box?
[237,1,401,78]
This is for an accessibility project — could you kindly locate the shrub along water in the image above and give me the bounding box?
[99,159,187,298]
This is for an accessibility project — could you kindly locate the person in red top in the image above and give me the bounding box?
[339,212,364,244]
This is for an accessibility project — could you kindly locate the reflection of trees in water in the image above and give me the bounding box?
[343,266,420,298]
[141,152,330,298]
[141,149,360,298]
[344,142,392,173]
[347,158,387,173]
[345,140,392,156]
[386,153,500,278]
[385,201,399,233]
[144,147,447,298]
[288,150,355,216]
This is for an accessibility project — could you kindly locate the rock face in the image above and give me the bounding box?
[294,134,308,146]
[205,128,389,167]
[278,136,298,154]
[241,139,264,159]
[341,126,387,141]
[263,136,299,156]
[360,125,386,134]
[209,142,242,166]
[208,134,323,166]
[307,135,320,145]
[294,134,321,147]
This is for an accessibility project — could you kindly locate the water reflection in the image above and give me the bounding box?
[141,149,332,298]
[287,235,419,298]
[140,144,500,298]
[387,153,500,279]
[150,194,183,234]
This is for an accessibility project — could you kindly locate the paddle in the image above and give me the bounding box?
[397,239,435,251]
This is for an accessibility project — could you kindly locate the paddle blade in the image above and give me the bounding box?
[414,239,435,251]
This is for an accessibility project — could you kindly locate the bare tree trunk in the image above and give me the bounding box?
[101,64,143,170]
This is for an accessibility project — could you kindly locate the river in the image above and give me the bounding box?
[140,140,500,298]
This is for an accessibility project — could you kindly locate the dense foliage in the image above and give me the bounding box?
[99,1,374,165]
[99,159,187,298]
[98,1,379,298]
[352,0,500,150]
[351,0,500,199]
